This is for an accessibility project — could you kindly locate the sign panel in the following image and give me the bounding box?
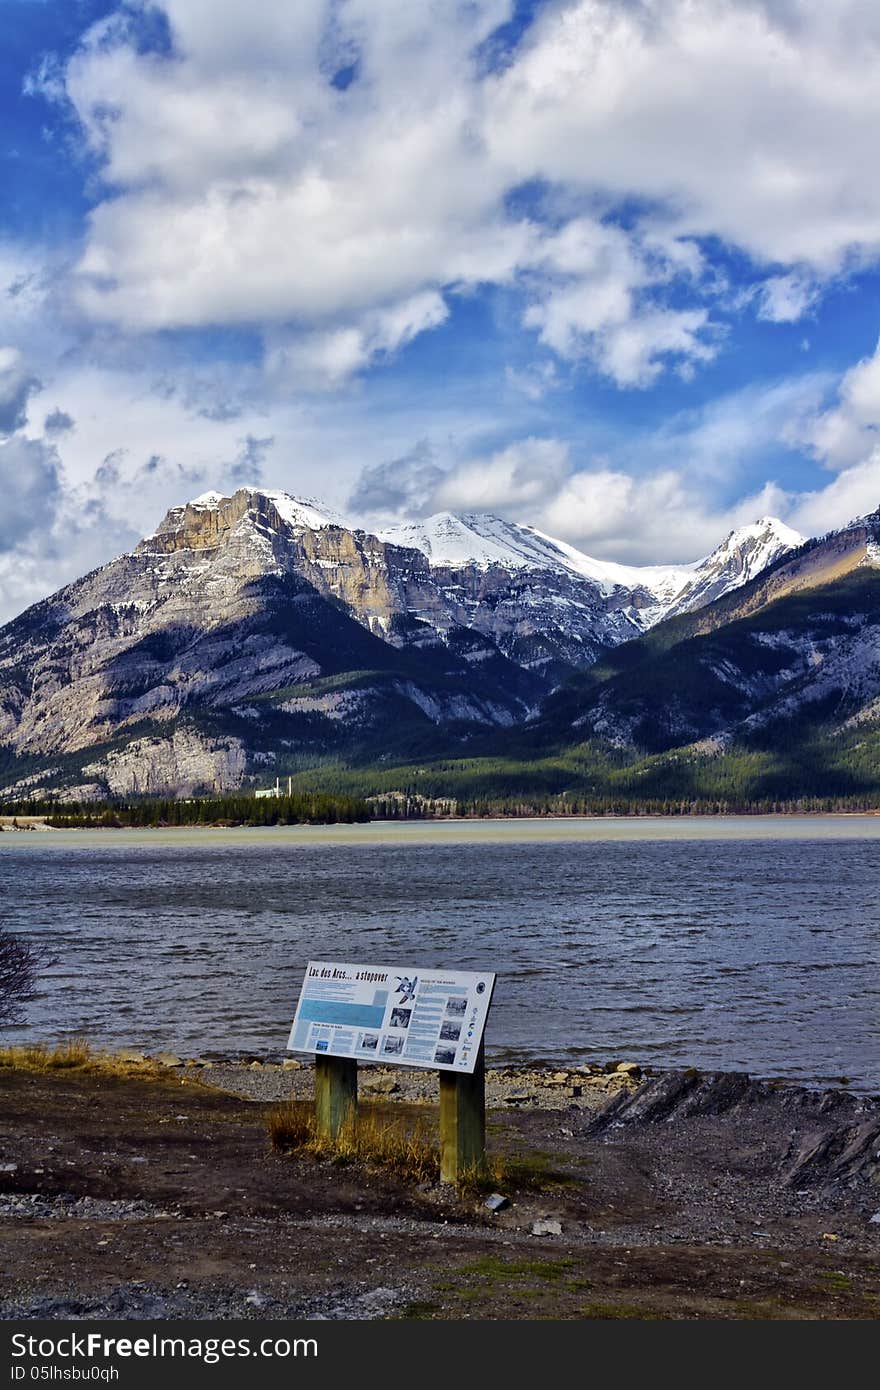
[288,961,495,1074]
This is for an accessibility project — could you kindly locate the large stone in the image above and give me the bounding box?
[531,1217,563,1237]
[484,1193,510,1213]
[362,1076,400,1096]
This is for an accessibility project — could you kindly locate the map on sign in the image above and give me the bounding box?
[287,961,496,1074]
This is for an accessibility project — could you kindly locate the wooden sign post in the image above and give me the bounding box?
[439,1040,487,1184]
[314,1054,358,1141]
[289,960,496,1176]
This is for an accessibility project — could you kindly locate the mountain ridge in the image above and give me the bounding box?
[0,486,843,802]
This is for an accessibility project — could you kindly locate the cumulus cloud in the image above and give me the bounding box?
[788,454,880,537]
[347,364,879,562]
[0,434,60,550]
[757,272,821,324]
[265,292,449,391]
[484,0,880,270]
[522,220,717,386]
[431,438,572,514]
[802,341,880,470]
[36,0,880,391]
[6,0,880,617]
[348,441,444,516]
[0,347,42,435]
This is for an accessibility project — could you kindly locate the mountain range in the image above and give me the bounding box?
[0,485,877,805]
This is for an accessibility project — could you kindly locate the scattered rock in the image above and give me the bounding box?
[484,1193,510,1213]
[155,1053,183,1068]
[282,1059,302,1070]
[116,1050,148,1064]
[531,1218,563,1237]
[616,1062,642,1079]
[504,1091,533,1104]
[869,1213,880,1225]
[0,1163,18,1174]
[362,1077,399,1096]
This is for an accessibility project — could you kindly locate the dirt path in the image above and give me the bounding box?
[1,1065,878,1320]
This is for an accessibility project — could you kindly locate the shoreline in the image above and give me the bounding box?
[1,1051,878,1320]
[5,1045,876,1103]
[3,807,880,834]
[5,810,880,849]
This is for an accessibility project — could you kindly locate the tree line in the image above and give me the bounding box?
[2,792,371,828]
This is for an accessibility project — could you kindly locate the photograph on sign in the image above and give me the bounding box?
[287,961,496,1073]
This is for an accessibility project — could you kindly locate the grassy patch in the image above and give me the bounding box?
[458,1256,577,1283]
[267,1098,562,1194]
[268,1099,441,1185]
[396,1301,441,1320]
[0,1039,164,1078]
[0,1038,94,1072]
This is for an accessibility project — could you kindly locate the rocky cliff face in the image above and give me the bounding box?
[139,492,802,673]
[0,488,805,798]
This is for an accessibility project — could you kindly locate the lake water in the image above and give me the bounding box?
[1,817,878,1092]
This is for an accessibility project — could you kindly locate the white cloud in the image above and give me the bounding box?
[6,1,880,618]
[32,0,880,395]
[788,452,880,536]
[63,1,519,359]
[431,438,572,514]
[347,369,874,562]
[26,0,843,392]
[265,291,448,390]
[18,0,880,400]
[485,0,880,270]
[803,340,880,470]
[757,272,820,324]
[521,219,716,386]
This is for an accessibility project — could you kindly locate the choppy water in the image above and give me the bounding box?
[1,818,878,1091]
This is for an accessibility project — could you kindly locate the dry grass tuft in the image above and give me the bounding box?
[268,1099,441,1185]
[267,1097,316,1151]
[0,1038,166,1078]
[0,1038,93,1071]
[267,1099,559,1194]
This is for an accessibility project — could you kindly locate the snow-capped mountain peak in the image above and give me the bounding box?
[372,509,803,619]
[259,490,348,531]
[372,511,586,573]
[145,488,803,653]
[662,516,805,618]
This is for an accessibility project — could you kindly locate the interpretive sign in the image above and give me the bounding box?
[287,960,496,1074]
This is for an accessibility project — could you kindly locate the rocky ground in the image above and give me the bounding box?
[166,1054,644,1110]
[0,1058,878,1321]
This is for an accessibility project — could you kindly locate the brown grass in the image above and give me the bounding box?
[268,1098,441,1184]
[0,1038,165,1077]
[267,1098,562,1194]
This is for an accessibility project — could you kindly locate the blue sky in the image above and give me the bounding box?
[1,0,880,620]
